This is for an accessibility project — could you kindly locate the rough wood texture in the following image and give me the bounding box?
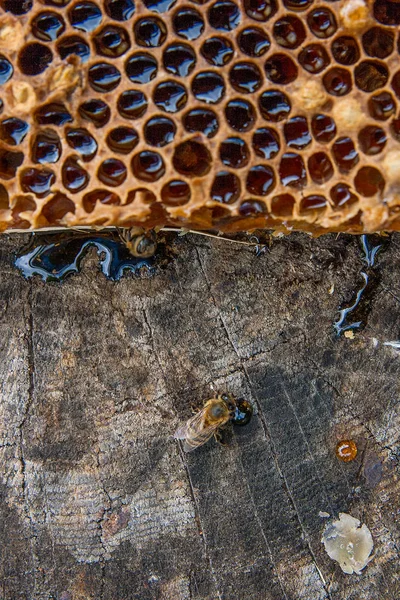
[0,231,399,600]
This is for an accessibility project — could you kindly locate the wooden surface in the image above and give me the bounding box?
[0,231,399,600]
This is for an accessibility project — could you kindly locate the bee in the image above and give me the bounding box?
[118,227,157,258]
[174,393,238,452]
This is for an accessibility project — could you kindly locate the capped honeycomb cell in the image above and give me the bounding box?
[0,0,399,234]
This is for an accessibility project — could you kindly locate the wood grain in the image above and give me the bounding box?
[0,232,398,600]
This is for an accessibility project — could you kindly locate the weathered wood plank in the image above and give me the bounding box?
[0,232,399,600]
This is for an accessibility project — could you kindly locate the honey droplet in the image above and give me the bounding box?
[336,439,358,462]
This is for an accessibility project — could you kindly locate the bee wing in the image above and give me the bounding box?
[174,409,221,452]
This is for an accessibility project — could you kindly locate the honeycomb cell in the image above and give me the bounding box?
[368,91,396,120]
[299,44,330,74]
[358,126,387,155]
[117,90,147,119]
[134,17,167,47]
[11,195,35,228]
[264,53,298,85]
[0,55,13,85]
[68,2,102,32]
[307,8,337,39]
[173,140,211,176]
[31,130,62,164]
[244,0,277,22]
[283,0,313,11]
[98,159,127,186]
[299,195,327,212]
[390,117,400,140]
[173,7,204,40]
[144,116,176,147]
[163,43,197,77]
[79,99,111,127]
[273,15,306,49]
[225,99,255,131]
[19,43,53,76]
[201,37,234,66]
[94,25,131,57]
[246,164,275,195]
[125,53,158,84]
[220,137,250,168]
[330,183,358,207]
[42,194,75,224]
[35,103,72,126]
[20,168,55,197]
[57,35,90,62]
[88,63,121,92]
[143,0,176,13]
[229,62,263,93]
[104,0,135,20]
[131,151,165,181]
[362,27,394,58]
[311,114,336,142]
[237,27,270,57]
[308,152,334,183]
[355,61,388,92]
[392,70,400,98]
[2,0,32,14]
[259,90,291,122]
[284,117,311,149]
[271,193,295,216]
[252,127,280,159]
[83,189,121,213]
[161,180,191,206]
[208,1,241,30]
[0,150,24,180]
[332,137,359,172]
[210,171,241,203]
[106,126,139,154]
[279,153,307,188]
[66,128,98,161]
[0,118,29,146]
[239,199,267,215]
[192,72,225,103]
[373,0,400,26]
[153,81,187,113]
[323,68,352,96]
[31,11,66,42]
[354,166,385,196]
[331,36,360,65]
[183,108,219,137]
[62,157,89,193]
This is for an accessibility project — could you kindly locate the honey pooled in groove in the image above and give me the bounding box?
[0,0,400,234]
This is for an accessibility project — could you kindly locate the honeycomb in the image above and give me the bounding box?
[0,0,400,234]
